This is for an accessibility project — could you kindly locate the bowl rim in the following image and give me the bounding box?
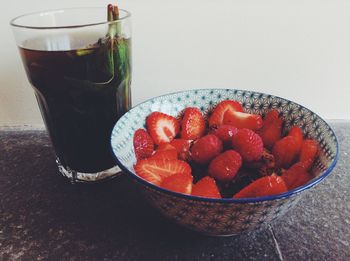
[111,88,339,203]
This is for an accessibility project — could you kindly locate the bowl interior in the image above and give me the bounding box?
[111,89,338,199]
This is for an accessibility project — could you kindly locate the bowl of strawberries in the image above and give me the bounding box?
[111,89,338,236]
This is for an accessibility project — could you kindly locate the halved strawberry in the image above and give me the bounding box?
[134,158,191,186]
[299,139,318,170]
[170,139,192,161]
[233,175,288,198]
[133,129,154,160]
[152,143,178,160]
[282,162,313,190]
[223,110,263,130]
[192,176,221,198]
[272,136,299,168]
[208,100,244,127]
[160,172,193,194]
[288,126,304,153]
[181,107,206,140]
[258,110,283,149]
[146,112,180,145]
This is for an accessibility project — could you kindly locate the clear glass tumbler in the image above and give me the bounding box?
[10,7,132,183]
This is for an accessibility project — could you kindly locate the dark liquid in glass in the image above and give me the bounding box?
[19,36,131,173]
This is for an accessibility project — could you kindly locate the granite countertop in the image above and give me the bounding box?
[0,121,349,260]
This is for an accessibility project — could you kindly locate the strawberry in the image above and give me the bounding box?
[146,112,180,145]
[152,143,178,160]
[299,139,318,170]
[208,150,242,182]
[181,107,206,140]
[208,100,244,127]
[191,134,223,164]
[170,139,192,161]
[134,158,191,186]
[223,110,263,130]
[282,162,313,190]
[233,175,288,198]
[288,126,304,152]
[258,110,283,149]
[210,125,238,145]
[192,176,221,198]
[232,128,264,162]
[133,129,154,160]
[272,136,299,168]
[160,172,193,194]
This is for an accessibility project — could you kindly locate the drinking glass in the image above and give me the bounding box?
[10,7,132,183]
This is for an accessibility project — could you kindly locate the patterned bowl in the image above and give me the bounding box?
[111,89,338,236]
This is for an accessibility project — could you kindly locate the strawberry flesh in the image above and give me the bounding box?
[152,143,178,160]
[146,112,180,145]
[299,139,318,170]
[282,162,313,190]
[160,172,193,194]
[170,139,192,161]
[272,136,299,168]
[208,100,244,127]
[223,110,263,130]
[258,110,282,149]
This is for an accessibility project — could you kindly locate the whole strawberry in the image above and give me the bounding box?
[210,125,238,146]
[133,129,154,160]
[232,128,264,162]
[208,150,242,182]
[191,134,223,164]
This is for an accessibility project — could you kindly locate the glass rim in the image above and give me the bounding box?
[10,7,131,30]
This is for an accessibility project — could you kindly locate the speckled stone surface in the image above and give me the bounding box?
[0,122,349,260]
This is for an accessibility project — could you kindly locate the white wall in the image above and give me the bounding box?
[1,0,350,126]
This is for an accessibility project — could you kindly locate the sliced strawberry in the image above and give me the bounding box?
[223,110,263,130]
[134,158,191,186]
[233,175,288,198]
[152,143,178,160]
[210,125,238,146]
[146,112,180,145]
[170,139,192,161]
[191,134,223,164]
[299,139,318,170]
[208,150,242,182]
[181,107,206,140]
[288,126,304,153]
[208,100,244,127]
[160,172,193,194]
[258,110,283,149]
[282,162,313,190]
[232,128,264,162]
[272,136,299,168]
[133,129,154,160]
[192,176,221,198]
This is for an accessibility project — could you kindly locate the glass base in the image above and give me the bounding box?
[56,157,122,183]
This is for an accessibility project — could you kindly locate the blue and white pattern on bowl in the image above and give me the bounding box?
[111,89,338,236]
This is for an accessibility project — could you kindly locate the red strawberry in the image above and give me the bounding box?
[299,139,318,170]
[208,150,242,182]
[133,129,154,160]
[233,175,288,198]
[146,112,180,145]
[191,134,223,164]
[208,100,244,127]
[282,162,313,190]
[192,176,221,198]
[258,110,283,149]
[134,158,191,186]
[181,107,206,140]
[223,110,263,130]
[210,125,238,145]
[170,139,192,161]
[160,172,193,194]
[288,126,304,152]
[272,136,299,168]
[152,143,178,160]
[232,128,264,162]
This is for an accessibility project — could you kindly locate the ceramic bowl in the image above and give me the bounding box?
[111,89,338,236]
